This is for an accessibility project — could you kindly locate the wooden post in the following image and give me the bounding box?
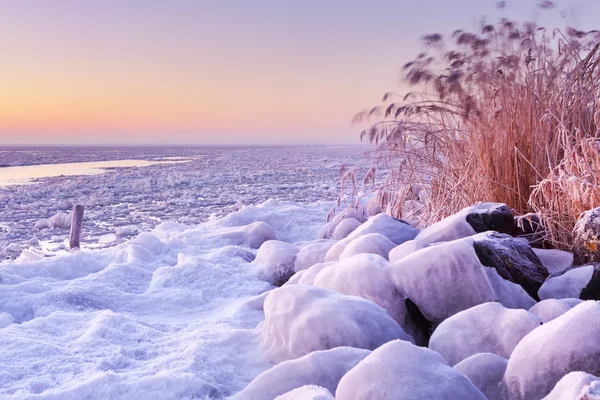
[69,205,84,251]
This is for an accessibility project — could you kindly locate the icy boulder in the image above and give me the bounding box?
[214,221,276,248]
[346,213,419,245]
[287,262,334,286]
[504,301,600,400]
[453,353,508,400]
[252,240,299,286]
[542,371,600,400]
[416,202,514,245]
[293,240,336,272]
[331,218,361,240]
[336,340,486,400]
[311,253,423,344]
[234,347,370,400]
[317,208,363,239]
[339,233,396,261]
[261,285,412,362]
[389,234,537,329]
[388,239,428,263]
[573,207,600,264]
[539,264,600,301]
[533,248,573,274]
[529,298,583,323]
[274,386,335,400]
[429,302,541,366]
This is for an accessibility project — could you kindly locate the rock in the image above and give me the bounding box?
[331,218,361,240]
[533,248,573,274]
[573,207,600,264]
[261,285,412,362]
[429,302,541,366]
[389,234,537,331]
[339,233,396,261]
[335,340,486,400]
[317,208,363,239]
[542,371,600,400]
[345,213,419,245]
[286,262,335,286]
[504,301,600,400]
[528,298,583,323]
[416,202,514,245]
[539,264,600,301]
[388,239,429,263]
[274,386,335,400]
[252,240,299,286]
[453,353,508,400]
[234,347,369,400]
[293,240,336,272]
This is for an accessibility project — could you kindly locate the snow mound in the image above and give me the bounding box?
[317,208,363,239]
[293,240,336,272]
[504,301,600,400]
[539,264,599,300]
[453,353,508,400]
[274,386,335,400]
[261,284,412,362]
[388,239,428,263]
[211,221,276,249]
[542,371,600,400]
[252,240,299,286]
[345,213,419,245]
[324,237,350,262]
[339,233,396,261]
[234,347,370,400]
[335,339,486,400]
[429,302,541,366]
[287,262,335,286]
[529,298,583,323]
[331,218,361,240]
[533,248,573,274]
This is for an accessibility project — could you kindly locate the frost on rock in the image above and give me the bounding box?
[429,302,541,366]
[261,284,412,362]
[529,298,583,323]
[416,202,514,245]
[339,233,396,261]
[345,213,419,245]
[538,264,599,300]
[234,347,370,400]
[293,240,336,272]
[331,218,361,240]
[311,253,423,344]
[388,239,428,263]
[533,248,573,275]
[504,301,600,400]
[453,353,508,400]
[542,371,600,400]
[317,208,364,239]
[274,385,335,400]
[335,340,486,400]
[389,235,537,330]
[252,240,299,286]
[573,207,600,265]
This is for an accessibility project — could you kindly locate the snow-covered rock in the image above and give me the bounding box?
[335,340,486,400]
[573,207,600,264]
[539,264,600,301]
[389,234,537,330]
[287,262,334,286]
[388,239,428,263]
[42,212,72,229]
[528,298,583,323]
[234,347,369,400]
[252,240,299,286]
[542,371,600,400]
[274,386,335,400]
[454,353,508,400]
[339,233,396,261]
[429,302,541,366]
[0,312,14,328]
[346,213,419,245]
[504,301,600,400]
[317,208,363,239]
[293,240,336,272]
[533,248,573,274]
[416,202,514,245]
[261,284,412,362]
[213,221,276,248]
[331,218,361,240]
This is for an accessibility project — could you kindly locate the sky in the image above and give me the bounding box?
[0,0,598,145]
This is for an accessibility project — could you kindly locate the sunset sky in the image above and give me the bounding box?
[0,0,597,145]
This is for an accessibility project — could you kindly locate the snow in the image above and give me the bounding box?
[260,284,412,363]
[335,339,486,400]
[0,199,334,399]
[538,265,594,300]
[317,208,364,239]
[293,240,336,272]
[252,240,299,286]
[429,302,541,366]
[528,298,583,323]
[330,218,361,240]
[339,233,396,260]
[233,347,370,400]
[388,239,428,263]
[286,262,335,286]
[453,353,508,400]
[533,248,573,274]
[274,385,335,400]
[345,213,419,245]
[542,371,600,400]
[504,301,600,400]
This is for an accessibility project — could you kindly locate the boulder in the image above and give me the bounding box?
[339,233,396,261]
[453,353,508,400]
[416,202,514,245]
[538,264,600,301]
[533,248,573,274]
[345,213,419,245]
[388,239,428,263]
[429,302,541,366]
[317,208,363,239]
[274,386,335,400]
[573,207,600,264]
[234,347,369,400]
[504,301,600,400]
[542,371,600,400]
[528,298,583,323]
[331,218,361,240]
[261,285,412,362]
[252,240,299,286]
[293,240,336,272]
[335,340,486,400]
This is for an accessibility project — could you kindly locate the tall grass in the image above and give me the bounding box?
[355,9,600,249]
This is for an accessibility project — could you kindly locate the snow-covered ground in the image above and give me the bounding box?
[0,146,367,259]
